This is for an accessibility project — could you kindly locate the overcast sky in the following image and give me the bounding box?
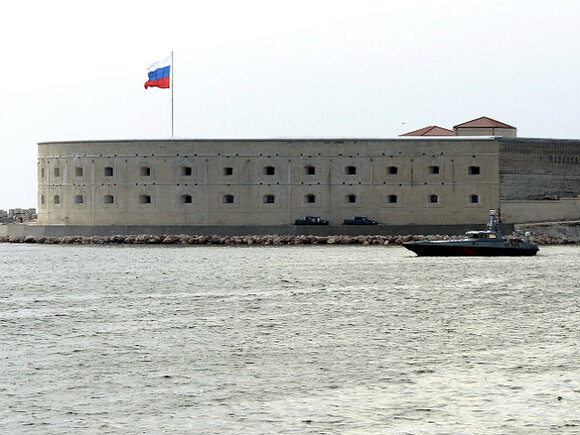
[1,0,579,210]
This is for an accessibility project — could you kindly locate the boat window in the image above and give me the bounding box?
[489,234,497,239]
[480,234,487,239]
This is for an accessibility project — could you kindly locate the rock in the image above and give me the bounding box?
[356,235,368,244]
[162,235,178,244]
[147,235,161,244]
[135,234,150,244]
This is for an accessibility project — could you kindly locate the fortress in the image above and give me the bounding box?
[36,117,580,229]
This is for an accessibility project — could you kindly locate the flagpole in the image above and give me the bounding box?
[171,51,174,138]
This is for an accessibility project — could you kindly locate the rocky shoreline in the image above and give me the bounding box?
[0,233,575,245]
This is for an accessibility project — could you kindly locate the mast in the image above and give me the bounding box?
[171,51,174,138]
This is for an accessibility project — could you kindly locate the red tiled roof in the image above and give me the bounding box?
[453,116,516,129]
[400,125,455,137]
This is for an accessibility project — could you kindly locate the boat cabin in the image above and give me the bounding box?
[464,231,499,240]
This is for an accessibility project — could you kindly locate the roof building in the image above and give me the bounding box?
[399,126,454,136]
[454,116,517,137]
[401,116,517,138]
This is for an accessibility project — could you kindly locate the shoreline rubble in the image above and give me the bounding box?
[0,233,574,245]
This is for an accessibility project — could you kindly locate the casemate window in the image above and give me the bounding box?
[139,194,152,204]
[305,165,316,175]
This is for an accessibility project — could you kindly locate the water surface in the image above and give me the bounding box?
[1,245,579,434]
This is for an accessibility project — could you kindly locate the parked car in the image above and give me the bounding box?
[342,216,378,225]
[294,216,329,225]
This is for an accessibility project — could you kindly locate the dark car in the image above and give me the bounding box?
[294,216,329,225]
[342,216,378,225]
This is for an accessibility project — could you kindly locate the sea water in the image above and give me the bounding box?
[1,244,579,434]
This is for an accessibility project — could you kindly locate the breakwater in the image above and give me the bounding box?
[0,233,574,245]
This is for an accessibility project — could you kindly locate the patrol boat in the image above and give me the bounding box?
[403,210,539,256]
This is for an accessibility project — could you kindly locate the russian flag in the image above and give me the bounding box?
[144,55,171,89]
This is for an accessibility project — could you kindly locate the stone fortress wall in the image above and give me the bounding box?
[36,136,580,227]
[32,113,580,229]
[498,137,580,223]
[37,138,501,226]
[498,138,580,200]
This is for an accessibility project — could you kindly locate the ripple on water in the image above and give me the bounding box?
[1,244,579,434]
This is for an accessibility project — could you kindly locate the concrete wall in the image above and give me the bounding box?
[502,198,580,223]
[37,138,500,226]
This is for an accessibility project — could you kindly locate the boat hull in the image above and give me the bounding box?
[402,242,539,257]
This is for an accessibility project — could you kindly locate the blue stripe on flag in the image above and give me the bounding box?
[148,65,171,81]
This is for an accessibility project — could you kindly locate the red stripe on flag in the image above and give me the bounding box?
[144,77,170,89]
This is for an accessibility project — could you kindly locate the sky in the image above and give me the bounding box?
[1,0,580,210]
